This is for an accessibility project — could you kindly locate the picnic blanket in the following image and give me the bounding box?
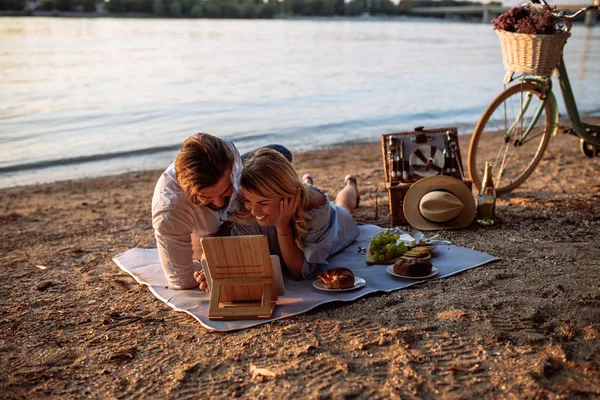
[112,224,499,332]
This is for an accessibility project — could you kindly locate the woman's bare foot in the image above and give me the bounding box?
[302,173,314,185]
[344,174,360,209]
[335,174,360,214]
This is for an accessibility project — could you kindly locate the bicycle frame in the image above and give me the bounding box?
[555,55,600,146]
[506,52,600,148]
[502,75,559,146]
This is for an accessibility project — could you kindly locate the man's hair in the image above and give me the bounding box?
[175,133,235,200]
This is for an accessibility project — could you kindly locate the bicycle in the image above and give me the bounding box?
[467,0,600,194]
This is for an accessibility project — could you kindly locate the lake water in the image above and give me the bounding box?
[1,17,599,189]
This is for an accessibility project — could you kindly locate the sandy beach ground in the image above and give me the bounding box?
[1,127,599,399]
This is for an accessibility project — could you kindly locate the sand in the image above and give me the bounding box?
[1,129,599,399]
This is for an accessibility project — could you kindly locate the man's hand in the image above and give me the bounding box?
[275,189,300,233]
[194,270,209,292]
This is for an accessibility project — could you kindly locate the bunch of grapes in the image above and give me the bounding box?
[369,230,408,262]
[493,6,558,35]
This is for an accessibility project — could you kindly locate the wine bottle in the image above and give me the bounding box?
[388,136,396,182]
[394,145,401,181]
[399,140,408,181]
[477,161,496,226]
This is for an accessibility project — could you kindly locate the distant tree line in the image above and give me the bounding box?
[397,0,499,8]
[2,0,492,17]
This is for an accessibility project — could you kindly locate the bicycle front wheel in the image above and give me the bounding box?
[468,82,555,194]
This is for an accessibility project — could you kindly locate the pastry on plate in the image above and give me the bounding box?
[393,257,433,277]
[316,267,355,289]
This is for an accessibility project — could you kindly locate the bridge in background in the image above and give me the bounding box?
[403,3,597,26]
[405,5,507,22]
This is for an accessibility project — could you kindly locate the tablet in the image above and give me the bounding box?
[200,235,285,297]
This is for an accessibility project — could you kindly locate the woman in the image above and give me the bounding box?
[232,148,360,280]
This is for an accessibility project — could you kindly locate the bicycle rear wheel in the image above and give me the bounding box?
[468,82,555,194]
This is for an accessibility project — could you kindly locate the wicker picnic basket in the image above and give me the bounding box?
[496,29,570,77]
[375,127,471,226]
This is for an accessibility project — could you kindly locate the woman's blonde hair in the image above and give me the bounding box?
[235,148,312,249]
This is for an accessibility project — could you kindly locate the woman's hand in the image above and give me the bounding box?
[273,189,304,279]
[275,189,300,234]
[194,270,209,293]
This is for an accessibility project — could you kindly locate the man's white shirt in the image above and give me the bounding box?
[151,139,242,289]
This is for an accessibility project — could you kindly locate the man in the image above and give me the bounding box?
[152,132,291,290]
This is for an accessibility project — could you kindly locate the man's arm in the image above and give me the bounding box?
[153,208,203,290]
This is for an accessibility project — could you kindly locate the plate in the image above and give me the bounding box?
[313,276,366,292]
[386,266,439,280]
[409,145,445,177]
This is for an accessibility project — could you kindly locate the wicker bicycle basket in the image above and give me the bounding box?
[496,29,571,77]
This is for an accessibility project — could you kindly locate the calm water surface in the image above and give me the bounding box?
[1,17,598,188]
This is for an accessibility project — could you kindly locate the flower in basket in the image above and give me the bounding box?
[491,5,570,77]
[492,5,562,35]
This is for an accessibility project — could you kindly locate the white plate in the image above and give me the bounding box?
[312,276,366,292]
[386,266,439,280]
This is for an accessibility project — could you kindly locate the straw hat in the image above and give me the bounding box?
[403,176,475,231]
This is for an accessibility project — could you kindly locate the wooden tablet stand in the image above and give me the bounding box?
[201,235,278,320]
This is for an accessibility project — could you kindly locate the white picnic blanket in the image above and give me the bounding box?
[112,224,499,332]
